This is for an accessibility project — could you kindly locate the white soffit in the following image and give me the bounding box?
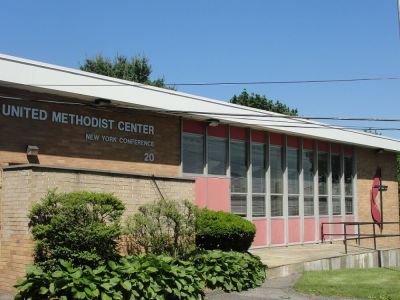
[0,53,400,152]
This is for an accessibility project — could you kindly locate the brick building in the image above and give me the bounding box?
[0,54,399,292]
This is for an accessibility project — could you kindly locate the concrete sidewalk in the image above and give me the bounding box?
[206,273,351,300]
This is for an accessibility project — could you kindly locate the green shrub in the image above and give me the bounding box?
[191,250,266,292]
[15,256,204,300]
[125,199,198,257]
[29,191,125,270]
[195,209,256,251]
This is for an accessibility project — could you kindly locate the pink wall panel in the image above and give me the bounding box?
[206,178,230,212]
[332,217,343,240]
[288,218,300,243]
[252,219,267,247]
[304,218,316,242]
[194,177,230,212]
[345,216,355,234]
[319,217,330,240]
[271,219,285,245]
[195,177,207,208]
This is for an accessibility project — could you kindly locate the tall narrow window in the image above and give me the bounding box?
[288,148,299,216]
[303,149,314,216]
[207,137,227,175]
[231,140,247,216]
[252,143,266,217]
[182,133,204,174]
[344,155,353,215]
[318,151,328,215]
[331,153,341,215]
[270,145,283,216]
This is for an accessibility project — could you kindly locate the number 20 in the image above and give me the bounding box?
[144,153,155,162]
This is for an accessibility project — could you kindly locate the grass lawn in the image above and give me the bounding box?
[294,268,400,300]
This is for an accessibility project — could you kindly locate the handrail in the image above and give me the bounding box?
[321,221,400,254]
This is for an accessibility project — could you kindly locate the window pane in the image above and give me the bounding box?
[319,197,328,215]
[270,146,283,194]
[318,152,328,195]
[230,141,247,193]
[231,194,247,216]
[208,137,227,175]
[288,148,299,194]
[182,134,203,174]
[332,196,341,215]
[252,195,266,217]
[271,195,283,217]
[303,150,314,196]
[252,143,265,193]
[345,197,353,215]
[288,196,299,216]
[304,196,314,216]
[332,154,341,196]
[344,156,353,196]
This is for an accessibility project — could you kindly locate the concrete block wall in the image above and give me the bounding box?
[0,165,195,293]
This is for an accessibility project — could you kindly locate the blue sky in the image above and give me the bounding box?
[1,1,400,137]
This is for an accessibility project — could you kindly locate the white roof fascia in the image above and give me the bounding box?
[0,53,400,152]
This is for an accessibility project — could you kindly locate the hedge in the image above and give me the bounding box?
[195,209,256,251]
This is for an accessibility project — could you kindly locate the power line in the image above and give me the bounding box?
[3,96,400,143]
[165,77,400,86]
[1,76,400,88]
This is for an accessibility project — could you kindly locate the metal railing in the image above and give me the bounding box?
[321,221,400,253]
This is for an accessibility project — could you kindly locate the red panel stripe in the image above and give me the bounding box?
[251,130,266,143]
[208,124,228,138]
[183,119,204,134]
[287,136,299,148]
[318,141,329,152]
[344,146,353,156]
[303,138,314,150]
[331,143,341,154]
[230,126,247,140]
[270,133,283,145]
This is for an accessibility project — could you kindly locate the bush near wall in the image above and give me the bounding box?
[19,196,266,299]
[15,255,204,300]
[195,209,256,251]
[191,250,266,292]
[28,191,125,270]
[124,199,198,257]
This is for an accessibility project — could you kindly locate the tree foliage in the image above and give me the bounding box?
[80,54,171,89]
[230,89,298,116]
[29,191,125,270]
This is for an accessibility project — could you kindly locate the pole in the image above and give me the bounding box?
[379,174,383,231]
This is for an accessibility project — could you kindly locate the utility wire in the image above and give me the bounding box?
[2,76,400,87]
[3,96,400,143]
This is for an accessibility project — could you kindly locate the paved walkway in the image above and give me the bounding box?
[250,243,372,269]
[206,273,351,300]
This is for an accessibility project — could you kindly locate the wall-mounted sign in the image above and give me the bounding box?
[1,104,155,135]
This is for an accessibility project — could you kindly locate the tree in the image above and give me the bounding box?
[80,54,172,89]
[229,89,298,116]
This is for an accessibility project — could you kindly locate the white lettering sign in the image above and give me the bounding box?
[0,104,155,135]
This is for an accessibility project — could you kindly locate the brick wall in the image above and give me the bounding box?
[0,97,181,177]
[0,165,195,293]
[356,147,400,248]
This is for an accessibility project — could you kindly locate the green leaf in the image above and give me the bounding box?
[146,267,158,273]
[101,292,112,300]
[39,286,48,295]
[52,270,64,278]
[49,282,55,294]
[121,280,132,291]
